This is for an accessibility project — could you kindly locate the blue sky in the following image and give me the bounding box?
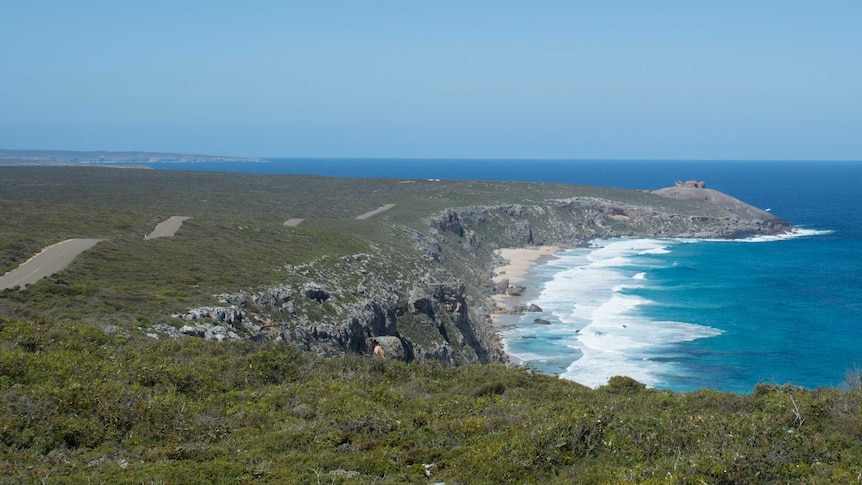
[1,1,860,159]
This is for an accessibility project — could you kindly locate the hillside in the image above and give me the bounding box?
[7,166,862,483]
[3,318,862,483]
[0,166,791,366]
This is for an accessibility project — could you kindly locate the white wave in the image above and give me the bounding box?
[688,227,833,244]
[561,352,661,388]
[503,237,722,389]
[738,227,833,242]
[562,313,722,388]
[641,247,671,255]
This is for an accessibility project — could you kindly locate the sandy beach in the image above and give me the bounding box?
[490,246,561,324]
[492,246,561,286]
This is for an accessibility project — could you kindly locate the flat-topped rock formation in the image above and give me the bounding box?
[653,186,788,229]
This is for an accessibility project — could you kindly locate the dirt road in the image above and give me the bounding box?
[145,216,191,239]
[0,239,103,290]
[356,204,396,220]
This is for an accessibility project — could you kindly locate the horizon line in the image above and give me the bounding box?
[2,147,861,163]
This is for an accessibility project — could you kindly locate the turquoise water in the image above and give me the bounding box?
[132,158,862,392]
[502,232,852,393]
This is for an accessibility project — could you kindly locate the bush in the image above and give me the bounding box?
[3,317,862,483]
[471,381,506,397]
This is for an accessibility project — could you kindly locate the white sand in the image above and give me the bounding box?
[490,246,561,325]
[492,246,561,285]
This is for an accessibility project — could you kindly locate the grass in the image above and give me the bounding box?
[2,318,862,483]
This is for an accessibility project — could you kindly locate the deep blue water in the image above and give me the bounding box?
[132,158,862,392]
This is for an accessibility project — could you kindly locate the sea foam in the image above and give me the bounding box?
[502,238,723,388]
[699,227,833,243]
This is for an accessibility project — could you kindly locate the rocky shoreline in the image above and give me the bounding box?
[163,185,793,366]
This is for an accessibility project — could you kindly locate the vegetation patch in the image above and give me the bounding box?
[2,318,862,483]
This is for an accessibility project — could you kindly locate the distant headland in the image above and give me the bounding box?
[0,148,260,166]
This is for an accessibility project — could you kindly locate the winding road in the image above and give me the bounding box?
[0,239,104,290]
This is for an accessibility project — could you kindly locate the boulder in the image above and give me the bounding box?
[506,285,527,296]
[493,278,510,295]
[514,303,543,313]
[367,336,407,361]
[179,325,205,338]
[533,318,551,325]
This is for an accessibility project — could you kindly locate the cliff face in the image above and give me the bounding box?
[167,253,504,366]
[166,187,793,365]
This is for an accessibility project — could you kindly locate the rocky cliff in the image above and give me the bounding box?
[166,186,793,366]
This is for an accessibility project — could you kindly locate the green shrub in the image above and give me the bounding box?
[2,317,862,483]
[471,381,506,397]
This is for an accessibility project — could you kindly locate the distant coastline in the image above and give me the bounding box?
[0,148,260,166]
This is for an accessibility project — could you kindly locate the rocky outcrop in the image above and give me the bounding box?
[303,283,330,303]
[425,189,792,249]
[652,186,791,237]
[367,336,410,360]
[163,185,792,367]
[168,250,503,366]
[512,304,543,313]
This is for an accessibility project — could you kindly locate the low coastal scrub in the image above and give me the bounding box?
[3,318,862,483]
[0,166,826,482]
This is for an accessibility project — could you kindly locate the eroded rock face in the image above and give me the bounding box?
[439,210,464,237]
[173,306,243,325]
[426,188,792,249]
[303,283,330,303]
[167,253,502,366]
[162,186,792,367]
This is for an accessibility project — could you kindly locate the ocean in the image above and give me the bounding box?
[129,158,862,393]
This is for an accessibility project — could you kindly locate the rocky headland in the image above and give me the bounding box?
[166,183,792,366]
